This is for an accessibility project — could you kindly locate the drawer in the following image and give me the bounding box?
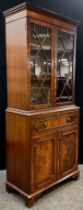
[31,112,79,136]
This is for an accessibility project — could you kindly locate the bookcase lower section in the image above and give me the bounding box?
[6,106,79,207]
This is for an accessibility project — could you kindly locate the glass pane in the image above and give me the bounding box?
[30,23,52,105]
[56,31,73,103]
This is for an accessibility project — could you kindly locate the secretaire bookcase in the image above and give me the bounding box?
[3,2,80,208]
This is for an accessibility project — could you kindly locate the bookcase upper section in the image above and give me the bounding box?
[3,2,79,110]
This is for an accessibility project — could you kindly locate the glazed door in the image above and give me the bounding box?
[32,135,57,190]
[58,126,78,177]
[29,19,55,109]
[56,29,76,105]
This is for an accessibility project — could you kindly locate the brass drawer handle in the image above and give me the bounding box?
[34,121,48,131]
[44,121,48,128]
[67,115,75,123]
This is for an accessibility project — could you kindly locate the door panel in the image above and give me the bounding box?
[32,135,57,188]
[29,20,54,108]
[58,127,78,177]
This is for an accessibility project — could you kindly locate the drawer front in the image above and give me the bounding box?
[31,111,79,136]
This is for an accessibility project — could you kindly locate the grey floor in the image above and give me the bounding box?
[0,165,83,210]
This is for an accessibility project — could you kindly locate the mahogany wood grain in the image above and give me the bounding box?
[4,2,80,208]
[6,111,30,192]
[6,16,28,109]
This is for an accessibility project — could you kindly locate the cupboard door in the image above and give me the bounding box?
[58,127,78,177]
[32,135,57,189]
